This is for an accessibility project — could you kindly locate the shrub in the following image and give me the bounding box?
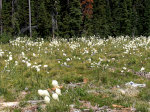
[0,32,12,43]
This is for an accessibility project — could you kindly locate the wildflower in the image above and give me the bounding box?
[52,93,59,101]
[27,62,31,67]
[121,70,124,73]
[9,55,13,61]
[44,65,48,68]
[122,67,127,70]
[88,58,91,63]
[22,60,26,63]
[33,53,36,57]
[64,62,67,66]
[15,61,18,66]
[56,88,61,95]
[63,53,66,56]
[38,90,50,97]
[140,67,145,71]
[52,80,59,88]
[66,58,70,61]
[44,96,50,103]
[22,52,25,56]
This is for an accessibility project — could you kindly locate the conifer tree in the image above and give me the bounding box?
[134,0,145,36]
[36,0,51,37]
[80,0,93,36]
[0,0,2,34]
[2,0,12,33]
[119,0,132,36]
[143,0,150,36]
[92,0,110,37]
[59,0,82,38]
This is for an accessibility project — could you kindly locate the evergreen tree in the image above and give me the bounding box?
[134,0,145,36]
[92,0,110,37]
[110,0,120,36]
[119,0,132,36]
[131,0,138,37]
[36,0,51,37]
[0,0,2,34]
[80,0,93,36]
[59,0,82,38]
[143,0,150,36]
[2,0,15,34]
[17,0,29,36]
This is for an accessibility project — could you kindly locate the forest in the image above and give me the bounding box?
[0,0,150,39]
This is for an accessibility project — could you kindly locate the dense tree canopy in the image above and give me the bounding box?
[0,0,150,38]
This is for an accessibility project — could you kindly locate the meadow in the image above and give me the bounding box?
[0,36,150,111]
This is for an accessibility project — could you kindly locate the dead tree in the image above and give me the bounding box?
[51,0,58,38]
[28,0,32,37]
[0,0,2,35]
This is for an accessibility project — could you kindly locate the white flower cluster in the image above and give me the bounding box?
[0,49,4,57]
[1,36,150,74]
[38,80,62,103]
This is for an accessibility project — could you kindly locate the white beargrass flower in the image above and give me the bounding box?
[44,96,50,103]
[52,80,59,88]
[22,60,26,63]
[33,53,36,57]
[22,52,25,56]
[63,53,66,56]
[56,88,61,95]
[44,65,48,68]
[15,61,18,66]
[64,62,67,66]
[38,90,43,96]
[52,93,59,101]
[27,62,31,67]
[9,56,13,61]
[38,90,50,97]
[140,67,145,71]
[122,67,127,70]
[36,67,40,72]
[66,58,70,61]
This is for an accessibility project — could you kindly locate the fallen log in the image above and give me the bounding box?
[0,100,44,109]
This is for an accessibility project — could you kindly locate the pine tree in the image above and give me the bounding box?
[119,0,132,36]
[11,0,20,36]
[131,0,138,37]
[59,0,82,38]
[16,0,29,36]
[80,0,94,36]
[35,0,51,37]
[143,0,150,36]
[92,0,110,37]
[2,0,12,33]
[0,0,2,34]
[110,0,120,36]
[134,0,145,36]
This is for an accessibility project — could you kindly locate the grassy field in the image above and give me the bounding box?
[0,36,150,111]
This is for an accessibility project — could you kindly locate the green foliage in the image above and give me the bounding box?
[92,0,110,37]
[0,33,12,43]
[0,0,150,38]
[143,0,150,36]
[59,0,82,38]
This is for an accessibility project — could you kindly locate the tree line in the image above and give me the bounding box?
[0,0,150,39]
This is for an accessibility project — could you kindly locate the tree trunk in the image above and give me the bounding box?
[52,11,55,38]
[51,1,58,39]
[12,0,15,29]
[28,0,32,37]
[0,0,2,35]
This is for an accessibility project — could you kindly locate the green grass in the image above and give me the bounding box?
[0,36,150,111]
